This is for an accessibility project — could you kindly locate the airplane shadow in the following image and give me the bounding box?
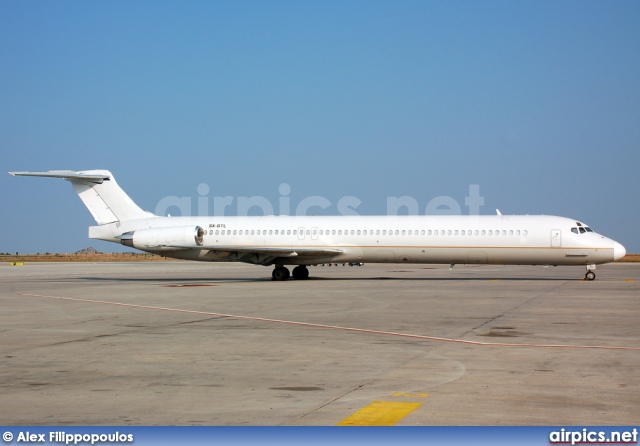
[67,275,584,283]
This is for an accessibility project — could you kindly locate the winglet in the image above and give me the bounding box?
[496,209,502,216]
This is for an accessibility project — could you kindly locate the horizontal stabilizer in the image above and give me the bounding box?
[9,170,111,183]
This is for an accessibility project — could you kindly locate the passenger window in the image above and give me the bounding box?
[408,230,412,235]
[332,230,336,235]
[357,230,361,235]
[421,230,425,235]
[509,230,513,236]
[306,230,310,235]
[209,230,213,235]
[401,230,406,235]
[428,230,432,235]
[454,230,458,235]
[502,230,506,236]
[516,230,520,236]
[474,230,479,235]
[434,230,438,236]
[312,229,317,235]
[488,230,492,236]
[376,230,380,235]
[395,230,400,235]
[461,230,465,235]
[481,230,486,235]
[215,230,219,235]
[523,230,528,236]
[269,230,273,235]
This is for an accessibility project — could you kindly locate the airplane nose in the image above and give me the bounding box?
[613,241,626,261]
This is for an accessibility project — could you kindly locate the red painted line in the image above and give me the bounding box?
[18,293,640,352]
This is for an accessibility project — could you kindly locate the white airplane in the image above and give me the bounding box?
[9,169,626,281]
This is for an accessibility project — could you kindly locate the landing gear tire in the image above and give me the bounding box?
[272,266,290,281]
[292,265,309,280]
[585,271,596,281]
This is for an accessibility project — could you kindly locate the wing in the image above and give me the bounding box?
[171,244,343,265]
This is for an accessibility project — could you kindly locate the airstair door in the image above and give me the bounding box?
[551,229,561,247]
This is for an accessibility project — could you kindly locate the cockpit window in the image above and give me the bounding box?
[579,227,586,234]
[585,227,593,232]
[571,228,579,234]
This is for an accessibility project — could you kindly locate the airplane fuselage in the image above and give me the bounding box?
[90,214,623,267]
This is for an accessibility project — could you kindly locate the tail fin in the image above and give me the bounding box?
[9,170,156,224]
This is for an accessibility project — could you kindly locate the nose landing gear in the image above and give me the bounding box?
[585,264,596,281]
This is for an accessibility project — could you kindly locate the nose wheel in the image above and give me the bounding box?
[585,264,596,281]
[272,266,290,281]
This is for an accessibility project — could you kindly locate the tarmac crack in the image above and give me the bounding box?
[285,349,433,425]
[40,316,223,347]
[458,280,573,341]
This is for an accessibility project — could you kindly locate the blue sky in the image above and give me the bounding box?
[1,0,638,253]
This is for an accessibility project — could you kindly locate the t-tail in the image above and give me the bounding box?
[8,170,156,224]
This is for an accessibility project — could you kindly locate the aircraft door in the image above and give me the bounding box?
[298,227,305,240]
[550,229,561,247]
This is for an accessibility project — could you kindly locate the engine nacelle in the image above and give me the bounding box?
[120,226,204,251]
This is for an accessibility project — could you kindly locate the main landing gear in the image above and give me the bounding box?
[584,264,596,281]
[271,265,309,281]
[292,265,309,280]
